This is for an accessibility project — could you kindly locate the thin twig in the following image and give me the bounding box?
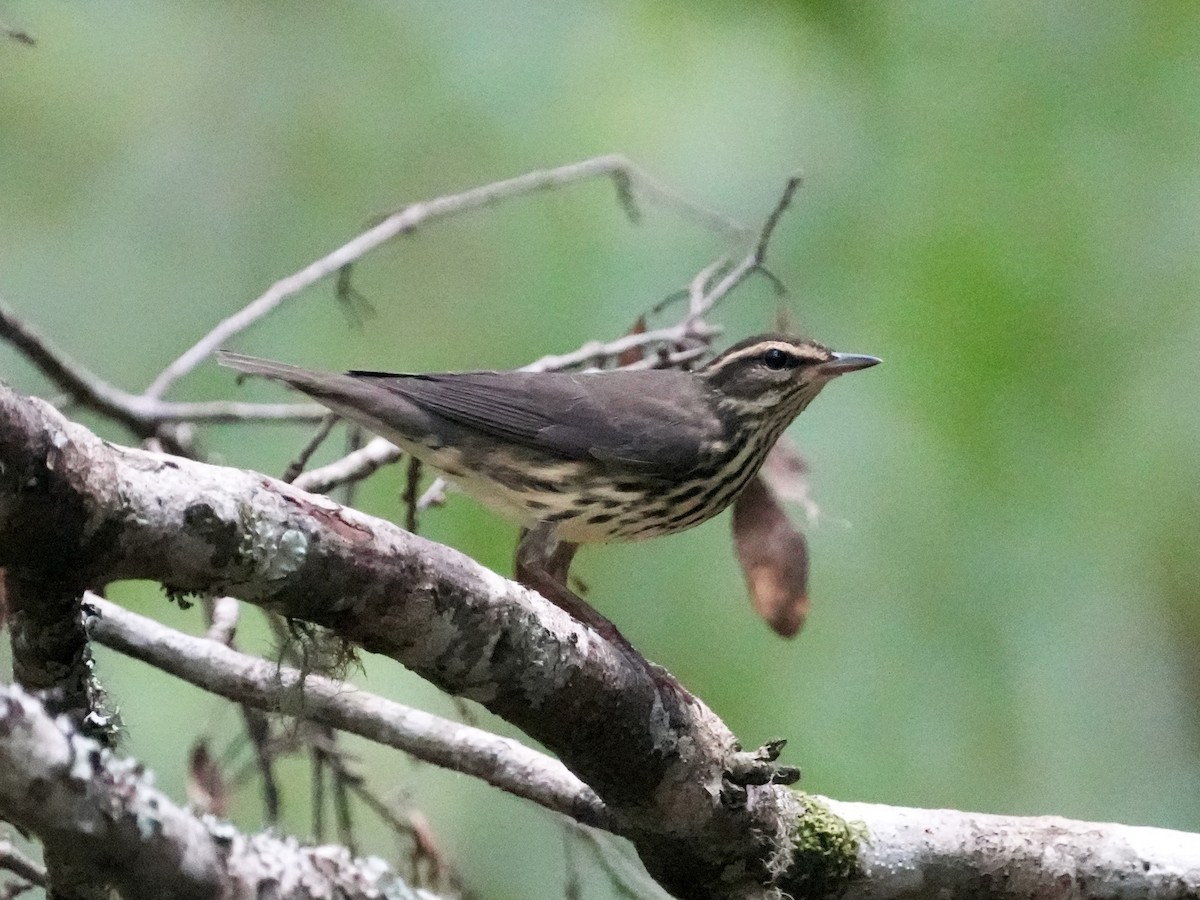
[416,475,448,513]
[338,425,365,509]
[305,735,366,860]
[345,782,465,897]
[754,174,802,265]
[610,344,710,371]
[519,320,719,373]
[145,156,747,400]
[307,732,359,856]
[292,437,402,494]
[0,298,152,431]
[678,175,803,334]
[199,595,283,826]
[312,750,326,841]
[403,457,422,533]
[687,258,732,321]
[142,399,328,424]
[282,414,339,484]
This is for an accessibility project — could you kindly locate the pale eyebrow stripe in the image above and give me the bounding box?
[708,341,809,370]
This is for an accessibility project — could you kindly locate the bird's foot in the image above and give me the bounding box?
[515,528,695,706]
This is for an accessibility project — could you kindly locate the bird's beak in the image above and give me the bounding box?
[821,352,881,377]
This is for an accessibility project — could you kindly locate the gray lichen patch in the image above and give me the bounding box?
[177,495,312,586]
[247,520,309,581]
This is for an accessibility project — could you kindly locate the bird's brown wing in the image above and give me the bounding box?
[349,369,719,475]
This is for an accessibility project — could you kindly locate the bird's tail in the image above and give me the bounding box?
[216,350,420,446]
[215,350,333,387]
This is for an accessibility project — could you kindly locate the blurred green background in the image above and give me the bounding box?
[2,2,1198,897]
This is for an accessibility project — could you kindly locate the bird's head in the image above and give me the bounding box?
[700,334,880,420]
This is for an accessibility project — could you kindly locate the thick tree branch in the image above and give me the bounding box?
[0,380,799,899]
[82,586,1200,899]
[0,683,434,900]
[8,571,113,900]
[4,572,102,735]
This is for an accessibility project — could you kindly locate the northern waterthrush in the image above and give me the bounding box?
[218,335,878,662]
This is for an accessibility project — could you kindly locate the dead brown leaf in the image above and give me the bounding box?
[187,739,228,817]
[616,315,647,367]
[732,474,810,638]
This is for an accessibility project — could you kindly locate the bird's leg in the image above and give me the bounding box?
[514,525,692,703]
[514,525,616,644]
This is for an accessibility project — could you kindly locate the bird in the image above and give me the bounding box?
[218,335,878,678]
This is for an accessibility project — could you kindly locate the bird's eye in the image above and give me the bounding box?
[761,348,794,370]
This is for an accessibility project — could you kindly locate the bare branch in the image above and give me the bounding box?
[0,297,132,421]
[826,797,1200,900]
[680,174,803,332]
[687,257,732,320]
[145,155,746,400]
[403,456,422,532]
[203,595,240,645]
[0,298,327,438]
[138,399,328,424]
[85,594,608,828]
[282,414,339,484]
[416,473,448,512]
[520,320,720,373]
[754,174,802,265]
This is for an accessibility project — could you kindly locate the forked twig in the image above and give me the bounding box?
[0,297,326,441]
[145,155,748,400]
[282,414,339,484]
[754,174,802,264]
